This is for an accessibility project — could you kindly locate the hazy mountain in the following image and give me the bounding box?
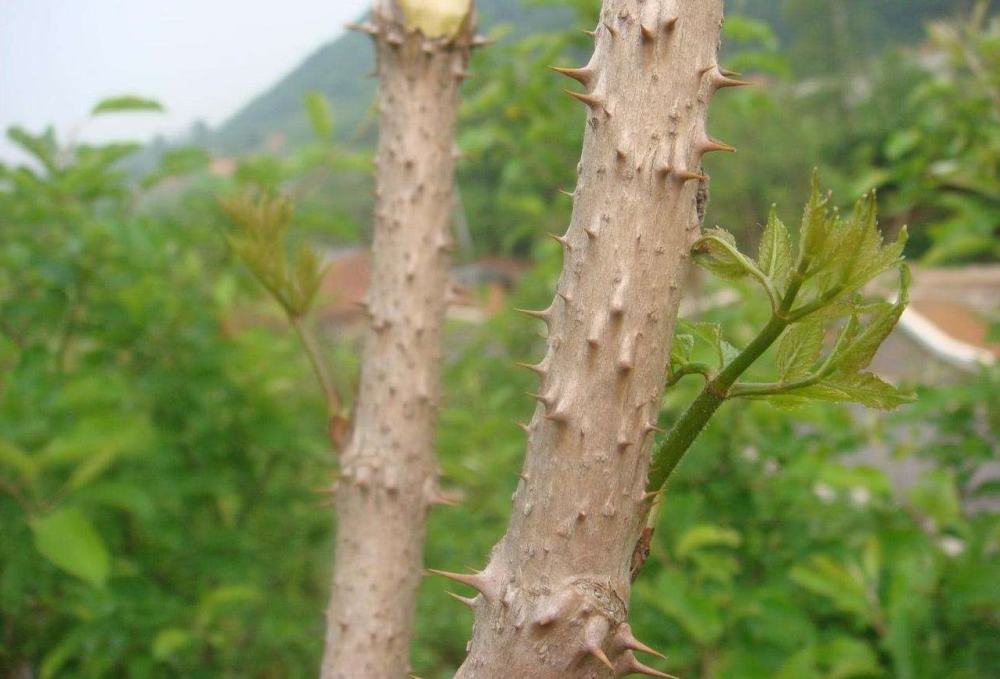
[210,0,570,155]
[208,0,973,156]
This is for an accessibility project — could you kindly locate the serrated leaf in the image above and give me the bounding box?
[31,507,110,587]
[692,227,756,281]
[757,205,792,287]
[786,372,914,410]
[776,321,824,380]
[91,95,164,116]
[830,264,910,372]
[798,171,832,266]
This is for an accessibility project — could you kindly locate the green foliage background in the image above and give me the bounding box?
[2,1,999,678]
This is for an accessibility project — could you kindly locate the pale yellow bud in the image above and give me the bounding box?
[398,0,472,39]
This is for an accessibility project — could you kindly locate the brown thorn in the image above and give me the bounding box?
[548,65,594,87]
[617,624,667,659]
[702,138,737,153]
[564,89,605,112]
[446,591,477,609]
[516,361,547,376]
[427,569,490,597]
[676,169,708,183]
[602,20,618,38]
[548,232,573,249]
[639,23,656,43]
[514,307,552,321]
[590,646,614,671]
[625,655,677,678]
[713,74,752,89]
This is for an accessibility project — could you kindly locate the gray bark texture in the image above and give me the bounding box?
[449,1,731,677]
[319,2,476,677]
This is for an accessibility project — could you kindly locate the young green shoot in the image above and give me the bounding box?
[648,175,913,493]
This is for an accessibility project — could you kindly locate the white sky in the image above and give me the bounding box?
[0,0,371,162]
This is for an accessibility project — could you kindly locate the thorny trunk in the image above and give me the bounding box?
[320,2,476,677]
[449,2,732,677]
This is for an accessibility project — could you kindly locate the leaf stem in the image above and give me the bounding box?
[665,362,715,387]
[648,260,810,492]
[290,315,346,446]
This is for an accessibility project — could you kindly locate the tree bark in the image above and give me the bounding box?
[320,2,476,677]
[449,2,731,677]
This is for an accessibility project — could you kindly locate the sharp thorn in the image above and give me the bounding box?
[676,169,708,183]
[713,74,752,89]
[626,656,677,678]
[548,65,594,87]
[640,23,656,42]
[559,188,575,198]
[617,625,667,659]
[515,420,530,433]
[446,591,477,609]
[664,16,678,30]
[548,232,573,249]
[427,569,490,597]
[564,89,605,111]
[701,138,737,153]
[582,28,596,38]
[720,67,742,76]
[602,20,618,38]
[516,361,547,376]
[590,647,614,671]
[514,306,552,321]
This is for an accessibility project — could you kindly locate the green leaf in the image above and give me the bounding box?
[908,470,961,529]
[675,524,742,559]
[670,333,695,366]
[678,319,729,368]
[776,321,824,380]
[7,126,60,174]
[757,205,793,287]
[798,171,832,266]
[790,555,873,624]
[692,227,757,281]
[31,506,111,587]
[0,438,37,482]
[820,637,883,679]
[152,628,193,660]
[304,91,334,142]
[788,372,914,410]
[142,146,211,188]
[831,265,910,372]
[91,95,165,116]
